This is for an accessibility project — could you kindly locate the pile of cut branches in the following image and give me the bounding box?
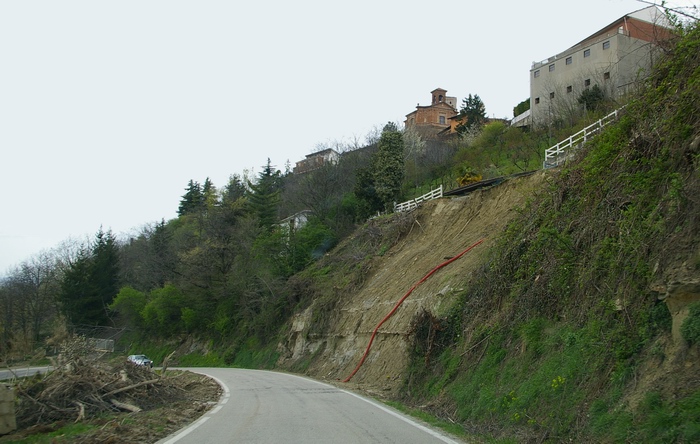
[11,337,193,430]
[14,358,173,428]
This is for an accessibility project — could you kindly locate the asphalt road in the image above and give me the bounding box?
[157,368,464,444]
[0,366,52,380]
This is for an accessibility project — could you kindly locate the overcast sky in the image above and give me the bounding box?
[0,0,696,275]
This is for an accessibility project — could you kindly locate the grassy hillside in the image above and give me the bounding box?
[282,19,700,443]
[403,22,700,443]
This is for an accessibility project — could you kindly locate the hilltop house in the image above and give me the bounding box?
[527,5,672,126]
[404,88,458,138]
[293,148,340,174]
[279,210,313,233]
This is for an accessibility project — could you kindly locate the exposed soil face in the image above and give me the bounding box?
[1,362,221,443]
[279,172,548,396]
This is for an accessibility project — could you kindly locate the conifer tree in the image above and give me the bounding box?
[58,228,120,326]
[457,94,487,133]
[178,180,203,216]
[247,159,282,230]
[373,123,405,210]
[222,174,246,206]
[91,228,120,314]
[202,177,218,210]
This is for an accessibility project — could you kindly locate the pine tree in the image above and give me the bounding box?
[58,228,121,326]
[202,177,218,210]
[58,247,97,326]
[353,166,383,217]
[178,180,203,216]
[247,159,282,230]
[91,228,120,316]
[457,94,487,133]
[373,123,405,210]
[222,174,246,206]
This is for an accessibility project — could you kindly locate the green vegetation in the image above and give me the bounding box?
[513,98,530,118]
[402,19,700,442]
[354,122,406,216]
[384,400,470,440]
[58,228,120,327]
[456,94,487,134]
[682,302,700,345]
[1,11,698,444]
[7,422,98,443]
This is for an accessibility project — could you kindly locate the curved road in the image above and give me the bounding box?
[0,366,52,380]
[157,368,463,444]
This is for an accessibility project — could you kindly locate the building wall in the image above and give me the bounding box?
[405,88,459,136]
[293,149,340,174]
[410,102,456,127]
[529,11,668,126]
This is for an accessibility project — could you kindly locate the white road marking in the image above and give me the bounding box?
[282,372,462,444]
[159,370,461,444]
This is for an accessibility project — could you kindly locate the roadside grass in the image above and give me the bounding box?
[383,400,473,442]
[1,422,97,443]
[445,323,592,433]
[590,390,700,443]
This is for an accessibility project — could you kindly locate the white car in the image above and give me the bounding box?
[127,354,153,368]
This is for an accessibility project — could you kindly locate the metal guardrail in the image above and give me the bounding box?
[394,185,443,212]
[543,107,623,168]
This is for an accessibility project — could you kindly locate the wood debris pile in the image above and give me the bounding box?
[13,358,181,429]
[10,337,188,430]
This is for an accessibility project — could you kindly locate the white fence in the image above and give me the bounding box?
[543,107,624,168]
[394,185,443,212]
[90,338,115,352]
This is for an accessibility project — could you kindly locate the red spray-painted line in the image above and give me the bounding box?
[341,238,484,383]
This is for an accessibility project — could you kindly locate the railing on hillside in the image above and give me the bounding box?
[543,107,624,168]
[394,185,443,212]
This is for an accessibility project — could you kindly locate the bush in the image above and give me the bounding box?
[681,302,700,345]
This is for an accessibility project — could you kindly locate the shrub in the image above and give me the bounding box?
[681,301,700,345]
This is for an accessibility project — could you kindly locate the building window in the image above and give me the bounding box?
[604,71,611,80]
[584,79,591,87]
[439,115,445,125]
[567,85,573,93]
[603,40,610,50]
[584,48,591,57]
[535,97,540,104]
[534,70,540,78]
[550,92,555,99]
[566,56,572,65]
[549,63,555,72]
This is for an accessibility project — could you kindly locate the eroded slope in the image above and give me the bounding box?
[279,172,546,394]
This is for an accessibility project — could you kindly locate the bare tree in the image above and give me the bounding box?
[0,250,61,354]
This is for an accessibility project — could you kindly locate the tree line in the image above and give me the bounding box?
[0,94,617,358]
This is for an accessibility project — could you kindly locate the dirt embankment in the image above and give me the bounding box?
[279,172,548,395]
